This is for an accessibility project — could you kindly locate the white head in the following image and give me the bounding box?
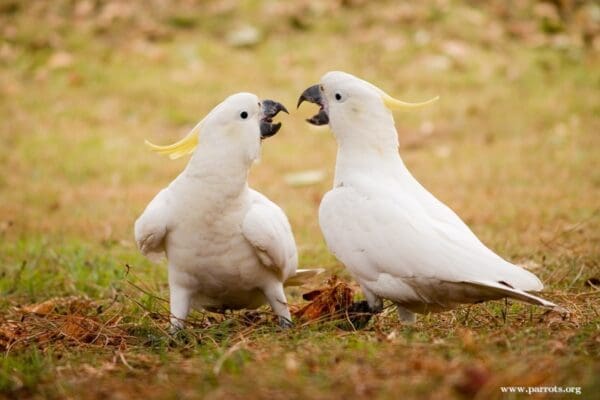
[146,92,287,164]
[298,71,438,150]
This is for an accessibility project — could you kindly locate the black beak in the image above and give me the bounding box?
[297,84,329,126]
[260,99,288,139]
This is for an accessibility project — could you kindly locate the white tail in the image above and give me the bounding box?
[284,268,325,287]
[463,280,560,309]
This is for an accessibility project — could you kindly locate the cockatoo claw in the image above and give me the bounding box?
[346,300,375,329]
[278,316,294,329]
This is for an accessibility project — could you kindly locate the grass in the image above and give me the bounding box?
[1,0,599,398]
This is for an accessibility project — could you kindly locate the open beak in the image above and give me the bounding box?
[297,84,329,126]
[260,99,288,139]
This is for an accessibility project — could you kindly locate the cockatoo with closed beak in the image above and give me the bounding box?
[297,71,559,324]
[135,93,320,329]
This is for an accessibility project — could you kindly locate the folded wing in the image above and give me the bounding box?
[134,189,171,262]
[319,187,553,309]
[242,190,298,281]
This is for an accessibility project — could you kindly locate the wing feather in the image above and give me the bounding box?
[134,189,171,262]
[242,190,298,281]
[319,187,546,306]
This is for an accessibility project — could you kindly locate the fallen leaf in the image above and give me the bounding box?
[0,321,22,351]
[23,299,56,315]
[293,276,354,323]
[539,308,578,329]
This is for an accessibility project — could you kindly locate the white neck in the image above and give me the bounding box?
[177,145,251,199]
[332,120,409,187]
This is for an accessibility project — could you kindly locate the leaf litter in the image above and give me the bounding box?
[0,296,130,353]
[0,274,369,355]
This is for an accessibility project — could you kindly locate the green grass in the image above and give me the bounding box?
[1,0,599,399]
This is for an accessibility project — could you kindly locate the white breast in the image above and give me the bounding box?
[164,178,274,310]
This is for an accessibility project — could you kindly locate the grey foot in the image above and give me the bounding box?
[278,316,293,329]
[169,318,185,334]
[345,300,378,330]
[396,304,416,324]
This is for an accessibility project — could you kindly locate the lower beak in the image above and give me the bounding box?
[297,84,329,126]
[260,99,288,139]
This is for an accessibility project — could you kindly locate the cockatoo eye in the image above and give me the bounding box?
[334,92,347,103]
[240,111,248,119]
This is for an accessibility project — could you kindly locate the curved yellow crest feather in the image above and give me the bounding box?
[145,125,200,160]
[381,93,439,110]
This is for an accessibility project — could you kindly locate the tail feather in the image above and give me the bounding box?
[509,263,544,292]
[463,280,559,309]
[284,268,325,287]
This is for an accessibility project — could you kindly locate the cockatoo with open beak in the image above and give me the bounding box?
[298,71,559,324]
[135,93,320,329]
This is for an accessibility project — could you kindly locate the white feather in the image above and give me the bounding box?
[134,93,314,329]
[134,188,171,262]
[315,71,556,316]
[242,190,298,281]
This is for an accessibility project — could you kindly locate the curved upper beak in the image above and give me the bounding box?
[297,84,329,126]
[260,99,288,139]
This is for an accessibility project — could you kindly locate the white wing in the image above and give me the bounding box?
[242,190,298,281]
[134,188,172,262]
[319,186,550,308]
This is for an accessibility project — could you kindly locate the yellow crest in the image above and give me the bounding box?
[381,93,439,110]
[145,124,200,160]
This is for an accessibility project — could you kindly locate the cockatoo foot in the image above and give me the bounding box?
[278,316,294,329]
[395,304,416,324]
[169,314,187,334]
[347,300,375,329]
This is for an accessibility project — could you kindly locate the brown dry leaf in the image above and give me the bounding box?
[539,309,578,329]
[0,320,23,351]
[60,316,100,342]
[22,296,93,316]
[22,299,56,315]
[292,276,354,322]
[6,297,130,351]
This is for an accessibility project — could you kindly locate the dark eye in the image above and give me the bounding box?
[335,93,342,101]
[240,111,248,119]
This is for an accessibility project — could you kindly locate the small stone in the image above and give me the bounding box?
[226,25,261,48]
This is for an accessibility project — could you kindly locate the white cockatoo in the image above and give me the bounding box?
[297,71,558,323]
[135,93,319,329]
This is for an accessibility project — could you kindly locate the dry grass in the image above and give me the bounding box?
[1,0,599,399]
